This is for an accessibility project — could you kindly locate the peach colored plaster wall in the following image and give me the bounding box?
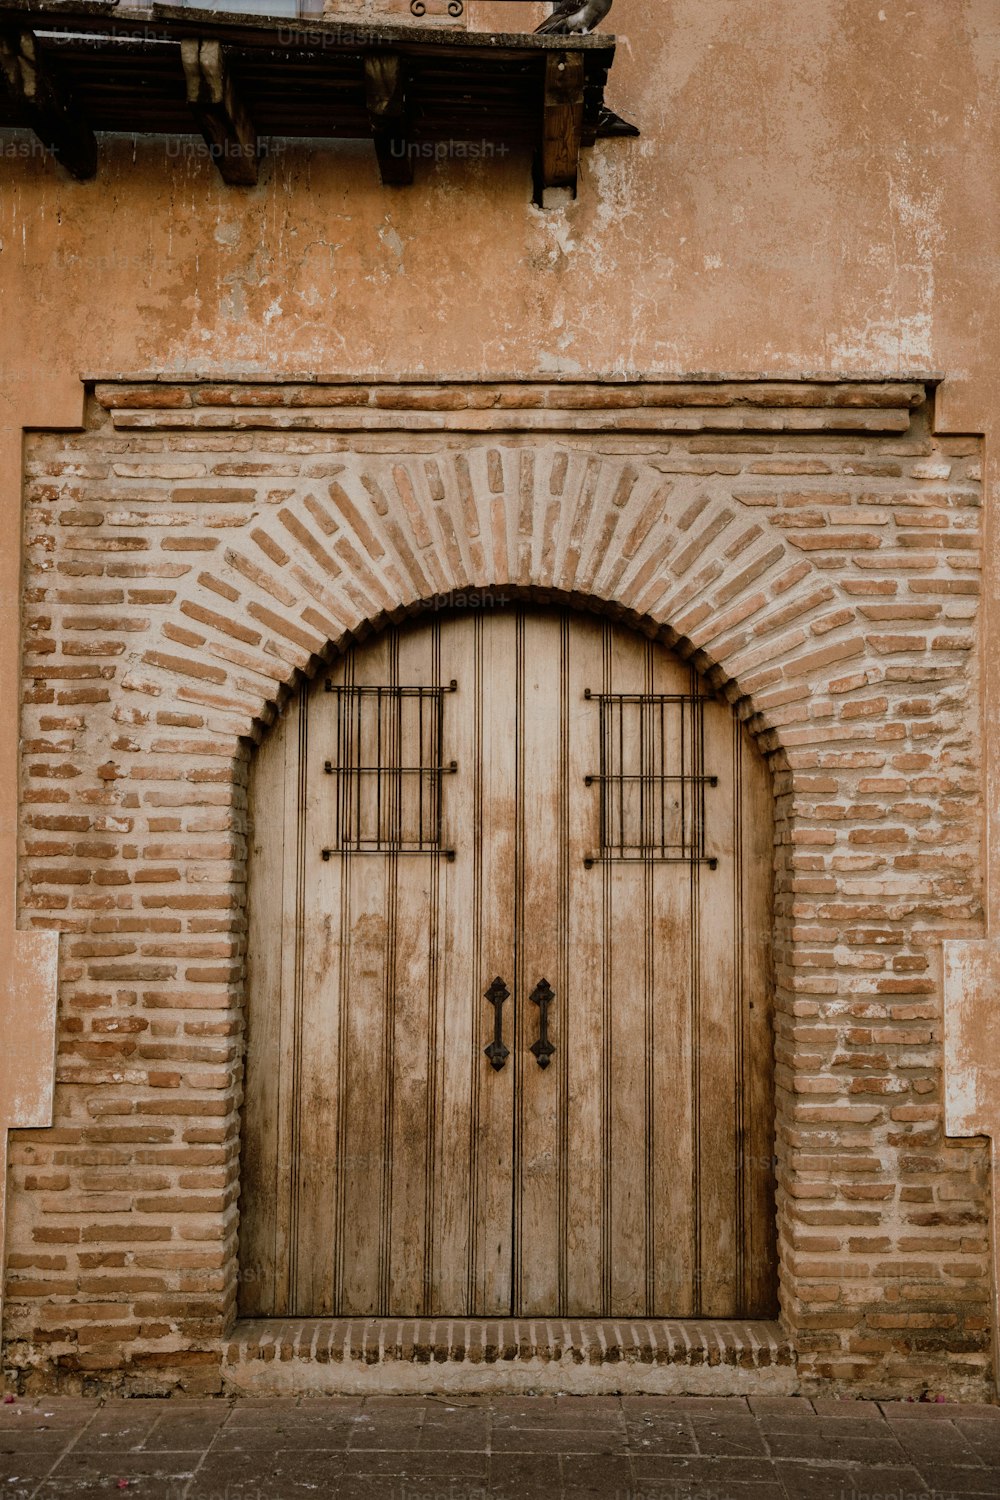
[2,0,1000,1376]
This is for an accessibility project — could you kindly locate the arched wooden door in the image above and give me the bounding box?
[239,607,777,1320]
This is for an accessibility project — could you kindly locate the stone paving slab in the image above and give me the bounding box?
[0,1394,997,1498]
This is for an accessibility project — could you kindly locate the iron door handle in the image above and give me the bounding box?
[484,977,510,1072]
[530,979,556,1069]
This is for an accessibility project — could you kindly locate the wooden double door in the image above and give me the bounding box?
[239,607,777,1321]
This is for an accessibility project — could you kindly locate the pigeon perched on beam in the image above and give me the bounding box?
[535,0,614,36]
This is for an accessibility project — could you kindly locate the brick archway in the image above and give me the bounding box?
[4,378,991,1398]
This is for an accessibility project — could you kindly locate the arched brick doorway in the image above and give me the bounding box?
[10,376,989,1399]
[238,602,778,1322]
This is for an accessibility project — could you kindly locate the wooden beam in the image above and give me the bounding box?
[0,28,97,180]
[0,7,631,203]
[181,38,258,187]
[537,49,585,203]
[365,52,413,187]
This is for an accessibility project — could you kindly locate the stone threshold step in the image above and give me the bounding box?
[223,1318,798,1396]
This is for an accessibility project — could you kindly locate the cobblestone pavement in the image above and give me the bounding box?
[0,1394,998,1499]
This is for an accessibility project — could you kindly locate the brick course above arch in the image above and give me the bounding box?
[3,379,991,1398]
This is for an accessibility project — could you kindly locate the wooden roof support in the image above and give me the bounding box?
[365,52,413,188]
[181,38,258,188]
[0,27,96,180]
[0,5,633,202]
[537,49,585,204]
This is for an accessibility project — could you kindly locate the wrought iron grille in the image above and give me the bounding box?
[322,681,457,859]
[584,688,718,867]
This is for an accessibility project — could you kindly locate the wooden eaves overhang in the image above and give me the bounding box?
[0,1,635,202]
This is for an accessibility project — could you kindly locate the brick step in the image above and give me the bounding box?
[223,1318,798,1396]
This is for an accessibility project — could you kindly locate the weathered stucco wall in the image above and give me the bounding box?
[2,0,1000,398]
[2,0,1000,1398]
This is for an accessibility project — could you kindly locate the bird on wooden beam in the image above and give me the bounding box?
[535,0,614,36]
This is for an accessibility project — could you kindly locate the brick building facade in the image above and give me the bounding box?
[2,1,1000,1403]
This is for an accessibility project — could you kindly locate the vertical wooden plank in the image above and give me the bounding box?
[337,632,392,1316]
[649,644,696,1316]
[386,622,438,1314]
[273,689,304,1316]
[473,606,518,1315]
[433,611,484,1314]
[742,725,778,1316]
[605,624,650,1317]
[516,610,566,1315]
[564,613,608,1315]
[293,659,347,1314]
[238,696,288,1317]
[698,694,740,1317]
